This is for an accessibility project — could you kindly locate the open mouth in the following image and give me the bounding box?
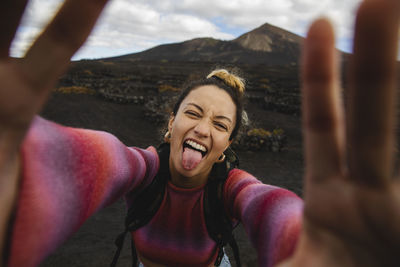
[181,139,209,171]
[183,139,208,157]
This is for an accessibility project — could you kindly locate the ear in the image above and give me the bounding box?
[225,139,233,151]
[168,113,175,132]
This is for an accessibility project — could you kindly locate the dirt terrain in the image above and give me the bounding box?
[38,92,304,267]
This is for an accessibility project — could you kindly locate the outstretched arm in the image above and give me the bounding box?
[224,169,303,267]
[0,0,110,264]
[281,0,400,266]
[6,117,158,267]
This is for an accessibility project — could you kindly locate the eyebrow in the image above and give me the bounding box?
[186,103,233,124]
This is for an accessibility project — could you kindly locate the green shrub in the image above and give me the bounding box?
[233,127,286,152]
[158,84,180,92]
[54,86,96,95]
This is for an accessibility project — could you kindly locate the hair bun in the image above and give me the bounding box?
[207,69,245,96]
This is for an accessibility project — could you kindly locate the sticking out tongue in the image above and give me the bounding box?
[182,147,203,170]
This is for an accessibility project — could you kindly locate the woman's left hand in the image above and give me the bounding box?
[281,0,400,266]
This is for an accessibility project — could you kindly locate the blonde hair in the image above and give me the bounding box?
[207,69,246,96]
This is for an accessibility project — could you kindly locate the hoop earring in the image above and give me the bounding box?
[216,153,225,163]
[164,131,171,143]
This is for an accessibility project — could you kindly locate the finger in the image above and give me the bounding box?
[347,0,400,187]
[302,18,345,183]
[20,0,110,91]
[0,0,29,58]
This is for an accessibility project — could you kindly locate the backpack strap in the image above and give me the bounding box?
[228,236,241,267]
[124,143,169,231]
[110,230,129,267]
[110,143,170,267]
[204,150,241,267]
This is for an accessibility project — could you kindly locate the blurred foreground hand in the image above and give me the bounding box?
[280,0,400,266]
[0,1,111,265]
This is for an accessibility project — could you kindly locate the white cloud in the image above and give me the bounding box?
[74,0,234,59]
[20,0,63,28]
[10,0,63,57]
[11,0,366,59]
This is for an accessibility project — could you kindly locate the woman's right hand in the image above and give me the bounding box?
[0,0,111,264]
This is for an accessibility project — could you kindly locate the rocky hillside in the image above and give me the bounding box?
[107,23,304,65]
[233,23,302,60]
[56,21,353,123]
[59,60,301,117]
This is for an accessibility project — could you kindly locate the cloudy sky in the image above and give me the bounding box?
[11,0,365,60]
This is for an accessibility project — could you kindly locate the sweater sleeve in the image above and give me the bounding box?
[224,169,303,267]
[7,116,159,267]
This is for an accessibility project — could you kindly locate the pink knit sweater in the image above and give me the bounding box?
[7,117,303,267]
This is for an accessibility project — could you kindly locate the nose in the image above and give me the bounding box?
[194,119,210,138]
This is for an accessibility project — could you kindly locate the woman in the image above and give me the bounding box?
[1,0,400,267]
[5,67,303,267]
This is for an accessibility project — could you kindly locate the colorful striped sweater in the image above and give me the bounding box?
[7,116,303,267]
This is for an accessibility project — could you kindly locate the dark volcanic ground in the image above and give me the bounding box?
[39,92,304,267]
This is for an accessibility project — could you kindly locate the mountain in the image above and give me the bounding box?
[107,23,304,65]
[62,22,306,118]
[233,23,303,55]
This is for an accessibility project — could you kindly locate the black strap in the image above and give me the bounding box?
[203,159,242,267]
[214,234,241,267]
[110,230,128,267]
[110,143,170,267]
[215,245,225,266]
[131,238,137,267]
[229,236,241,267]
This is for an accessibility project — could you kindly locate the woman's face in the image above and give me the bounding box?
[168,85,236,188]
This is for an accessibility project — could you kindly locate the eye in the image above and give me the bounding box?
[185,110,200,118]
[214,121,228,131]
